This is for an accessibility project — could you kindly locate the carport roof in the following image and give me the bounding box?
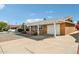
[25,17,74,26]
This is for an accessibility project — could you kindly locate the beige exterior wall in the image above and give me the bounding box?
[65,22,76,35]
[65,27,76,35]
[60,23,65,35]
[60,22,75,35]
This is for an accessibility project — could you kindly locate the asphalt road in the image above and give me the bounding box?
[0,32,25,42]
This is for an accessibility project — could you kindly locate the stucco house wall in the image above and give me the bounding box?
[60,22,75,35]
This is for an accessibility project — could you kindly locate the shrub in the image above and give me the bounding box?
[3,28,8,31]
[22,31,26,34]
[18,29,24,32]
[0,22,8,31]
[26,29,29,31]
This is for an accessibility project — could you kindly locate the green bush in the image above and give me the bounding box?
[0,28,3,32]
[0,22,8,32]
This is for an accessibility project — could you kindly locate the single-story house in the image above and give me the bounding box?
[9,25,19,29]
[25,16,76,36]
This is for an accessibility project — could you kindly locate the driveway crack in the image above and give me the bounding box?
[24,47,34,54]
[0,45,4,54]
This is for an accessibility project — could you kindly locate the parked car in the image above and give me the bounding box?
[8,29,16,32]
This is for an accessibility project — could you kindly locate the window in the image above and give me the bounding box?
[39,26,43,30]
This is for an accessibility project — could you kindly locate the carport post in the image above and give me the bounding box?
[29,26,32,35]
[29,26,31,32]
[37,25,40,35]
[53,21,56,38]
[24,24,26,32]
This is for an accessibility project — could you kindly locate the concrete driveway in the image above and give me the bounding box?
[0,32,78,54]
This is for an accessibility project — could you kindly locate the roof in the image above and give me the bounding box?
[25,17,74,26]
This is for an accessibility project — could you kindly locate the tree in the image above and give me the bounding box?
[43,18,47,20]
[0,22,8,31]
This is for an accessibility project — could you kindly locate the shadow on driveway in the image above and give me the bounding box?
[16,33,53,41]
[70,32,79,43]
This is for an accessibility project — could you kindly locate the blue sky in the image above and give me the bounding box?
[0,4,79,25]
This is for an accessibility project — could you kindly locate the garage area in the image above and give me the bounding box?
[47,24,60,35]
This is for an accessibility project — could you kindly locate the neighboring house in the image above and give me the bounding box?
[25,16,76,35]
[8,25,23,32]
[9,25,18,29]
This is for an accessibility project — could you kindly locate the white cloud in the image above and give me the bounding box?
[26,19,43,23]
[0,20,8,23]
[0,4,5,10]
